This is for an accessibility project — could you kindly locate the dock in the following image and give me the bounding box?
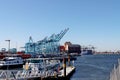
[58,66,75,77]
[0,66,75,80]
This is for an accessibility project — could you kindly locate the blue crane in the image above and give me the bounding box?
[25,28,69,55]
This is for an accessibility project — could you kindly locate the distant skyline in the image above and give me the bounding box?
[0,0,120,51]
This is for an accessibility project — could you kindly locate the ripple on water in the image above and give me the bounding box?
[70,54,120,80]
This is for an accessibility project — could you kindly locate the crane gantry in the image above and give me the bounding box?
[25,28,69,55]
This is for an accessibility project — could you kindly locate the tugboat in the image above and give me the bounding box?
[0,56,24,69]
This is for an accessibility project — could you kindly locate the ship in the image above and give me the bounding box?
[23,59,60,71]
[0,51,31,60]
[0,56,24,69]
[81,49,93,55]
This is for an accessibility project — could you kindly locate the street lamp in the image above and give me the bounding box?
[5,40,10,80]
[5,40,10,54]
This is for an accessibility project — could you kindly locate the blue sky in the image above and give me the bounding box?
[0,0,120,51]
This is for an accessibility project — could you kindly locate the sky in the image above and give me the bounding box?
[0,0,120,51]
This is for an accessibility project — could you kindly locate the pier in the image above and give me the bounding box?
[0,66,75,80]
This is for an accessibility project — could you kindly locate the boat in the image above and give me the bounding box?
[24,59,60,71]
[0,56,24,69]
[81,49,93,55]
[17,52,31,59]
[0,52,31,60]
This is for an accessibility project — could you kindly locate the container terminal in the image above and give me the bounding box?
[0,28,83,80]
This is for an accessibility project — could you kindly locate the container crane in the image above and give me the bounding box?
[25,28,69,55]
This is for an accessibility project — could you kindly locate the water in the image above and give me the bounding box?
[70,54,120,80]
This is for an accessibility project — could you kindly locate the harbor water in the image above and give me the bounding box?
[70,54,120,80]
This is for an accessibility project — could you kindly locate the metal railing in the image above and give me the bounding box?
[0,70,56,80]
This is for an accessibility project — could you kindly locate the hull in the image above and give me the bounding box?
[0,64,23,69]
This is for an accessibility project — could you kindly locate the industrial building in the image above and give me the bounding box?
[64,42,81,54]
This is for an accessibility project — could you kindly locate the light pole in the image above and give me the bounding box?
[5,40,10,54]
[5,40,10,80]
